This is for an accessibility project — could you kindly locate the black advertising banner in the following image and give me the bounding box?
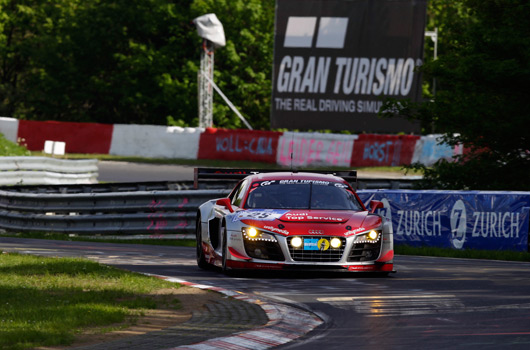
[271,0,427,133]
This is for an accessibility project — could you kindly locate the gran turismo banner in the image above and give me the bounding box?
[357,190,530,252]
[271,0,427,132]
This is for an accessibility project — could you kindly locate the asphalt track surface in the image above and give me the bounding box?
[2,237,530,350]
[96,160,417,183]
[97,161,195,183]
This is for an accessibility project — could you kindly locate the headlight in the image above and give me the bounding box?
[247,227,258,238]
[242,227,278,242]
[330,237,342,248]
[353,230,381,244]
[291,236,303,248]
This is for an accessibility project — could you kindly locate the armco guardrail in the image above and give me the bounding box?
[0,185,229,235]
[0,156,98,185]
[0,179,417,237]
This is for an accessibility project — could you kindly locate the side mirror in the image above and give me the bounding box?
[216,198,234,213]
[369,200,384,213]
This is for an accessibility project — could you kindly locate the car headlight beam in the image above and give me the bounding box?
[291,236,303,248]
[353,230,381,244]
[368,230,378,240]
[242,227,277,242]
[330,237,342,248]
[247,227,258,238]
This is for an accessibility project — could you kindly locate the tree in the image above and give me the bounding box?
[0,0,54,118]
[20,0,197,125]
[382,0,530,191]
[0,0,276,129]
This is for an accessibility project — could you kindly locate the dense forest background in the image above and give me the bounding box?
[0,0,275,129]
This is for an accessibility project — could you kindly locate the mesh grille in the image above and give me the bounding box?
[288,236,346,262]
[243,240,284,261]
[347,241,382,262]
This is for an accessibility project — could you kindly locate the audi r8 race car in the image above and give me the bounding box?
[195,168,394,275]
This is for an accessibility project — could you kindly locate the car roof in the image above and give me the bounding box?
[244,171,349,184]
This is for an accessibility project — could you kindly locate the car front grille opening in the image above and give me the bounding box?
[347,241,382,262]
[287,236,346,262]
[244,240,285,261]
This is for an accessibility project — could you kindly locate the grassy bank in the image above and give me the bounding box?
[395,244,530,262]
[0,134,31,156]
[0,252,182,350]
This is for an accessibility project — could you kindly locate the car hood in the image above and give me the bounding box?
[235,209,382,237]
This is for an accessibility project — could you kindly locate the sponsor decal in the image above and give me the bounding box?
[215,135,274,155]
[359,191,528,251]
[345,227,366,236]
[471,212,520,239]
[263,225,290,235]
[304,238,319,250]
[396,210,443,237]
[303,238,331,250]
[450,201,520,249]
[283,212,344,222]
[308,215,343,222]
[232,209,289,222]
[346,265,376,271]
[279,179,330,185]
[283,212,308,221]
[317,238,330,250]
[450,200,467,249]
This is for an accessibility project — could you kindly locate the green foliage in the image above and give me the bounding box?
[0,0,274,129]
[383,0,530,190]
[395,244,530,262]
[19,0,197,125]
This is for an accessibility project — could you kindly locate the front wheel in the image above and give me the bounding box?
[196,214,208,270]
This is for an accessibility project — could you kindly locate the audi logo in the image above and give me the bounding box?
[308,230,324,234]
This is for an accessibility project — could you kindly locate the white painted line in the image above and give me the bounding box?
[317,294,456,302]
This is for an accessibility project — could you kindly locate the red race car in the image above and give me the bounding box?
[195,168,394,275]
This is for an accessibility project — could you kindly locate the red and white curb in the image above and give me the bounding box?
[146,274,323,350]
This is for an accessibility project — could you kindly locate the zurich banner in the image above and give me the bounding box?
[271,0,427,132]
[357,190,530,252]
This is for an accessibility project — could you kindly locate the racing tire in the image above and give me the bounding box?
[196,214,209,270]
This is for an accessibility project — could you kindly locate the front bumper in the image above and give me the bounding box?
[226,231,394,272]
[226,259,394,273]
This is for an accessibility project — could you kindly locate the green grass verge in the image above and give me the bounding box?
[395,244,530,262]
[0,251,183,350]
[0,134,31,156]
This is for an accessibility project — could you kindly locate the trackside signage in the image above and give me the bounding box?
[357,190,530,252]
[271,0,427,132]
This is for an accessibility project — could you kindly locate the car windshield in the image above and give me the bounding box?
[244,180,362,210]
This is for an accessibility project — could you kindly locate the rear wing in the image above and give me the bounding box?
[193,168,357,189]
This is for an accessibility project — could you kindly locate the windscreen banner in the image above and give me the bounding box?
[357,190,530,252]
[271,0,427,132]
